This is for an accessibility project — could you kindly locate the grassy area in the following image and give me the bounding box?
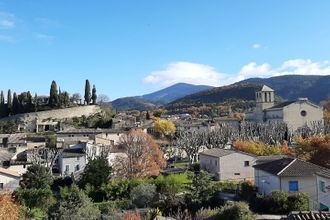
[173,161,189,169]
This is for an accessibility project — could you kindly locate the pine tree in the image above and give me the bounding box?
[84,80,91,105]
[92,85,97,105]
[58,87,62,107]
[0,91,5,117]
[27,91,33,112]
[49,80,59,107]
[0,91,4,105]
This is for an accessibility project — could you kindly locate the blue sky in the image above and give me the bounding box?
[0,1,330,100]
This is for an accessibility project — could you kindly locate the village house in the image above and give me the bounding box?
[57,148,86,177]
[253,158,328,210]
[246,85,324,132]
[315,169,330,211]
[199,148,256,181]
[0,167,20,191]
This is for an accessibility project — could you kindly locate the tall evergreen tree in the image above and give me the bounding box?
[27,91,33,112]
[91,85,97,105]
[7,89,12,112]
[58,87,62,107]
[0,91,5,117]
[49,80,59,107]
[0,91,4,105]
[84,80,91,105]
[34,93,38,112]
[12,92,20,114]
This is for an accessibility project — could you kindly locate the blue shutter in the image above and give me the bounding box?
[289,181,299,192]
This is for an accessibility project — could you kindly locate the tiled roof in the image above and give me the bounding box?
[256,155,292,164]
[0,167,20,177]
[61,148,85,158]
[200,148,235,157]
[200,148,255,158]
[267,101,296,110]
[287,211,330,220]
[316,169,330,179]
[253,158,327,177]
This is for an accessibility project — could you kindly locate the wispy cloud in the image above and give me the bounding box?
[0,34,15,43]
[252,43,261,49]
[0,11,15,29]
[34,33,55,43]
[143,59,330,87]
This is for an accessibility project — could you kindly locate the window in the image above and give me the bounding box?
[289,181,299,192]
[215,160,217,166]
[319,181,326,193]
[244,161,250,167]
[234,173,240,176]
[0,183,3,190]
[75,165,80,171]
[65,165,69,172]
[77,157,80,161]
[300,110,307,117]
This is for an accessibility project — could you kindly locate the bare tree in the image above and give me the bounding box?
[97,94,110,105]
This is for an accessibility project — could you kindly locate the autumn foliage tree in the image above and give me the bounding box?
[233,140,292,156]
[113,129,166,179]
[295,135,330,168]
[153,118,176,139]
[0,193,19,220]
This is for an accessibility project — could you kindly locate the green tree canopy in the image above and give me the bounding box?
[49,184,100,220]
[49,80,59,107]
[80,157,111,188]
[20,164,53,189]
[92,85,97,105]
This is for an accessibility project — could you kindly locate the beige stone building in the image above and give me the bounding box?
[246,85,324,132]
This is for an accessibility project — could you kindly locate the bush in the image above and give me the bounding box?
[254,191,309,214]
[95,199,134,214]
[218,201,255,220]
[239,181,256,201]
[14,187,55,212]
[130,183,156,208]
[195,207,221,220]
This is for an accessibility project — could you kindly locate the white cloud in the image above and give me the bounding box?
[143,62,224,87]
[143,59,330,88]
[252,43,261,49]
[0,11,15,29]
[0,35,15,43]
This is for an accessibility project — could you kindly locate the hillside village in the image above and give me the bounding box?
[0,79,329,220]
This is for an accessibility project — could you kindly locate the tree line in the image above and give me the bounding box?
[0,79,97,118]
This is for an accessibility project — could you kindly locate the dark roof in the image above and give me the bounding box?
[61,148,85,158]
[253,158,327,177]
[200,148,255,158]
[57,128,124,135]
[267,101,296,110]
[287,211,330,220]
[256,155,292,164]
[316,169,330,179]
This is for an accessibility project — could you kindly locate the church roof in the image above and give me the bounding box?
[267,101,296,110]
[260,85,274,92]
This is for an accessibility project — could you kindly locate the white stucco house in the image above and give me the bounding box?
[58,148,86,177]
[315,169,330,211]
[199,148,256,181]
[253,158,327,210]
[0,167,20,191]
[246,85,324,132]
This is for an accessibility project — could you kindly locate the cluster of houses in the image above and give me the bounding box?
[199,148,330,211]
[0,85,328,214]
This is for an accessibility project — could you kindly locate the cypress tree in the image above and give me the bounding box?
[7,89,12,114]
[92,85,97,105]
[12,92,20,114]
[0,91,4,117]
[84,80,91,105]
[34,93,38,112]
[49,80,59,107]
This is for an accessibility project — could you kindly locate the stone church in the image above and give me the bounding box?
[245,85,324,132]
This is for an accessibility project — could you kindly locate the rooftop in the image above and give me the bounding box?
[200,148,255,158]
[253,158,327,177]
[0,167,20,178]
[260,85,274,92]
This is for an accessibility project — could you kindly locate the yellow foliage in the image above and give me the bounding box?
[153,118,176,137]
[233,140,292,156]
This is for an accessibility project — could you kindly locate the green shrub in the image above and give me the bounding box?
[130,183,156,208]
[195,207,221,220]
[14,187,55,211]
[95,199,134,214]
[218,201,255,220]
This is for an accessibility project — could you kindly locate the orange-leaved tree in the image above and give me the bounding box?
[295,135,330,168]
[113,129,167,179]
[0,193,20,220]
